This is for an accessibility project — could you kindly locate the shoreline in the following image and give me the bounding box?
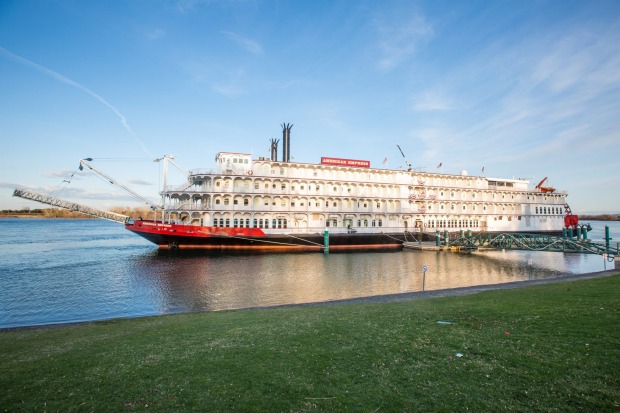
[2,268,617,333]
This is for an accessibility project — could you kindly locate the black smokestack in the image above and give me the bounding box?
[270,138,279,161]
[281,123,293,162]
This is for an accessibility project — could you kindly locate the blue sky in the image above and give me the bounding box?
[1,0,619,213]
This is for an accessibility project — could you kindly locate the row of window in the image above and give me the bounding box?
[535,206,562,214]
[213,218,289,229]
[208,217,486,229]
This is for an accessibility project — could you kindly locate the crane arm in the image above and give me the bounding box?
[535,177,548,189]
[396,145,412,171]
[79,158,162,210]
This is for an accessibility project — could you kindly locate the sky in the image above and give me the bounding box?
[1,0,619,214]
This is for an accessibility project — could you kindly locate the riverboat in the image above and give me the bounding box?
[124,124,580,252]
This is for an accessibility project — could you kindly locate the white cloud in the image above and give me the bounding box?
[0,47,153,157]
[222,31,263,55]
[374,9,433,71]
[411,91,456,112]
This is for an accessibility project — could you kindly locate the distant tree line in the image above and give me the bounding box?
[580,214,620,221]
[0,207,154,220]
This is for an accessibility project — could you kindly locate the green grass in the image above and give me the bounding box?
[2,274,620,412]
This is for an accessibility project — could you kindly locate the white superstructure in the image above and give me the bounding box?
[163,152,567,235]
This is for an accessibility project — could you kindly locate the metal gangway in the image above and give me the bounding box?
[443,230,618,259]
[13,189,130,224]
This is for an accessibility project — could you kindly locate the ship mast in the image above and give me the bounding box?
[397,145,412,171]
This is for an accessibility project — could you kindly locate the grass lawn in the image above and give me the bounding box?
[2,274,619,412]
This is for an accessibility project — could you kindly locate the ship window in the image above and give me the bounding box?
[280,168,284,175]
[224,199,230,205]
[244,199,249,206]
[364,220,368,227]
[372,220,376,227]
[233,200,238,205]
[254,183,259,189]
[277,219,282,228]
[233,159,238,163]
[357,220,361,226]
[283,219,288,229]
[246,219,250,227]
[291,201,295,207]
[253,219,257,228]
[258,219,263,227]
[273,184,277,189]
[377,202,381,208]
[225,218,230,227]
[215,199,221,205]
[272,219,277,228]
[363,203,367,208]
[333,187,337,192]
[233,219,238,227]
[265,184,269,189]
[333,202,337,207]
[282,184,286,190]
[462,206,466,210]
[216,181,221,187]
[301,185,305,190]
[378,219,383,227]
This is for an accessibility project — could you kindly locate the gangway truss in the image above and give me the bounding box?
[13,189,129,224]
[445,231,618,259]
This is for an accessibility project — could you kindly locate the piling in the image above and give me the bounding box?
[323,230,329,253]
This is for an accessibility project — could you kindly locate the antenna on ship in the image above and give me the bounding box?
[281,123,293,163]
[397,145,412,171]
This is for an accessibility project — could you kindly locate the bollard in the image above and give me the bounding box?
[435,231,440,247]
[576,226,582,241]
[568,227,573,238]
[583,227,588,240]
[323,230,329,253]
[605,226,612,253]
[562,228,567,239]
[444,230,449,246]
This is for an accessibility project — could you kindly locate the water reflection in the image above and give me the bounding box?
[132,248,607,314]
[1,219,615,328]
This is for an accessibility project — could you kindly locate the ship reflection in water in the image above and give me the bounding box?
[132,248,605,315]
[0,219,614,329]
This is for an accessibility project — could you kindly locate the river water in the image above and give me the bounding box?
[0,219,618,329]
